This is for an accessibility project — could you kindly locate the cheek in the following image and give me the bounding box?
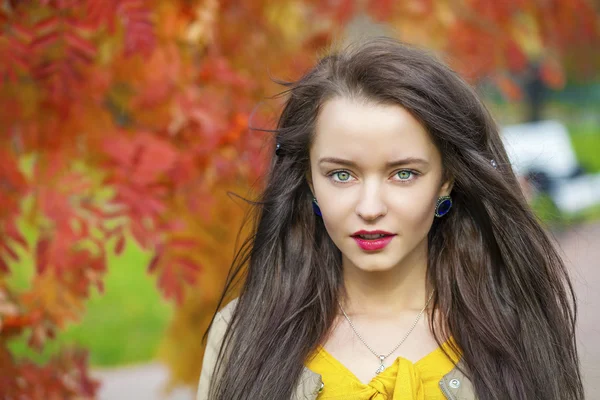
[408,205,435,231]
[392,192,437,231]
[315,196,355,241]
[313,181,346,228]
[319,203,348,237]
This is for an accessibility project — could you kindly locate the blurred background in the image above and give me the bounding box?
[0,1,598,399]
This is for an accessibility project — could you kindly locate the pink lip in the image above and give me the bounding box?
[351,230,396,251]
[352,230,394,236]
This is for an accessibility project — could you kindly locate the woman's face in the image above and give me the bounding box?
[308,96,452,273]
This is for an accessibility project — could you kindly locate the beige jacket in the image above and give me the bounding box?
[196,299,476,400]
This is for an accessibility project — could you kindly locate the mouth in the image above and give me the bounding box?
[351,231,396,251]
[353,233,390,239]
[351,230,395,239]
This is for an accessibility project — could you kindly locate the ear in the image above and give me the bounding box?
[306,169,315,196]
[439,175,454,197]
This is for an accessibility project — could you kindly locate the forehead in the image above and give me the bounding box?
[311,97,440,166]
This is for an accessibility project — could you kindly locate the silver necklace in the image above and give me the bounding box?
[338,291,434,375]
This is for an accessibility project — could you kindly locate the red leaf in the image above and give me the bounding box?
[129,218,153,249]
[85,0,119,31]
[5,219,28,249]
[120,2,156,57]
[65,31,97,61]
[131,133,179,186]
[10,23,33,43]
[148,253,161,274]
[76,218,90,238]
[0,257,9,274]
[157,267,181,303]
[35,237,51,274]
[174,257,201,273]
[102,135,138,168]
[34,16,60,33]
[199,57,252,89]
[177,259,201,286]
[31,60,59,79]
[0,241,19,262]
[31,31,61,52]
[169,238,200,250]
[95,279,105,293]
[8,52,29,71]
[114,235,126,255]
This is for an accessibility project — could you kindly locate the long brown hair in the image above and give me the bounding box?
[205,37,583,399]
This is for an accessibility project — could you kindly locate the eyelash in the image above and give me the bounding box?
[327,169,420,184]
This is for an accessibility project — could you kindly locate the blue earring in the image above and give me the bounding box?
[434,195,452,218]
[312,198,322,217]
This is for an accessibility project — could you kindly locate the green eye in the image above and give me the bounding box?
[334,171,351,181]
[397,170,413,180]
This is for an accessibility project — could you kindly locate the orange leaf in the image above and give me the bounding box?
[539,59,565,89]
[494,75,523,100]
[367,0,396,22]
[505,39,527,72]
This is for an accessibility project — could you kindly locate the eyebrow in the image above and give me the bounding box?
[318,157,429,169]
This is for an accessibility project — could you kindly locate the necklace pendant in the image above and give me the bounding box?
[375,355,385,374]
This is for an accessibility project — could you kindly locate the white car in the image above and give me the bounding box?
[501,120,600,214]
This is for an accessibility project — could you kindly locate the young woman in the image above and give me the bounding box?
[196,37,583,400]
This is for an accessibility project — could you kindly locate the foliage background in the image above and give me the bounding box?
[0,0,598,398]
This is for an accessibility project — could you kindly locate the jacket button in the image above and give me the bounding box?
[449,378,460,389]
[318,382,324,393]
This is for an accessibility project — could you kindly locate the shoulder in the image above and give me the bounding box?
[196,298,239,400]
[217,298,239,323]
[205,297,239,347]
[208,298,238,342]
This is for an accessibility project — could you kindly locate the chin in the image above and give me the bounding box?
[357,264,396,273]
[347,255,400,273]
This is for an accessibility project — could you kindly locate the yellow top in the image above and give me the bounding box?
[305,340,460,399]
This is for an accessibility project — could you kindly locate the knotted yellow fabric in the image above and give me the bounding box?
[305,340,459,399]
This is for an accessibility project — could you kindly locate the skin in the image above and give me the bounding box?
[307,96,453,384]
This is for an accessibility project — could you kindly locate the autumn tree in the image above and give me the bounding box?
[0,0,597,398]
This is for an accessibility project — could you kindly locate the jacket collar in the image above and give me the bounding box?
[293,362,476,400]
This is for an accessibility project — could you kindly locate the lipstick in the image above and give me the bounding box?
[351,230,396,251]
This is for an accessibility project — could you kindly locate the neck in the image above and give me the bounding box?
[340,242,430,317]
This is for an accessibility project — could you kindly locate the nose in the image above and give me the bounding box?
[355,182,387,221]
